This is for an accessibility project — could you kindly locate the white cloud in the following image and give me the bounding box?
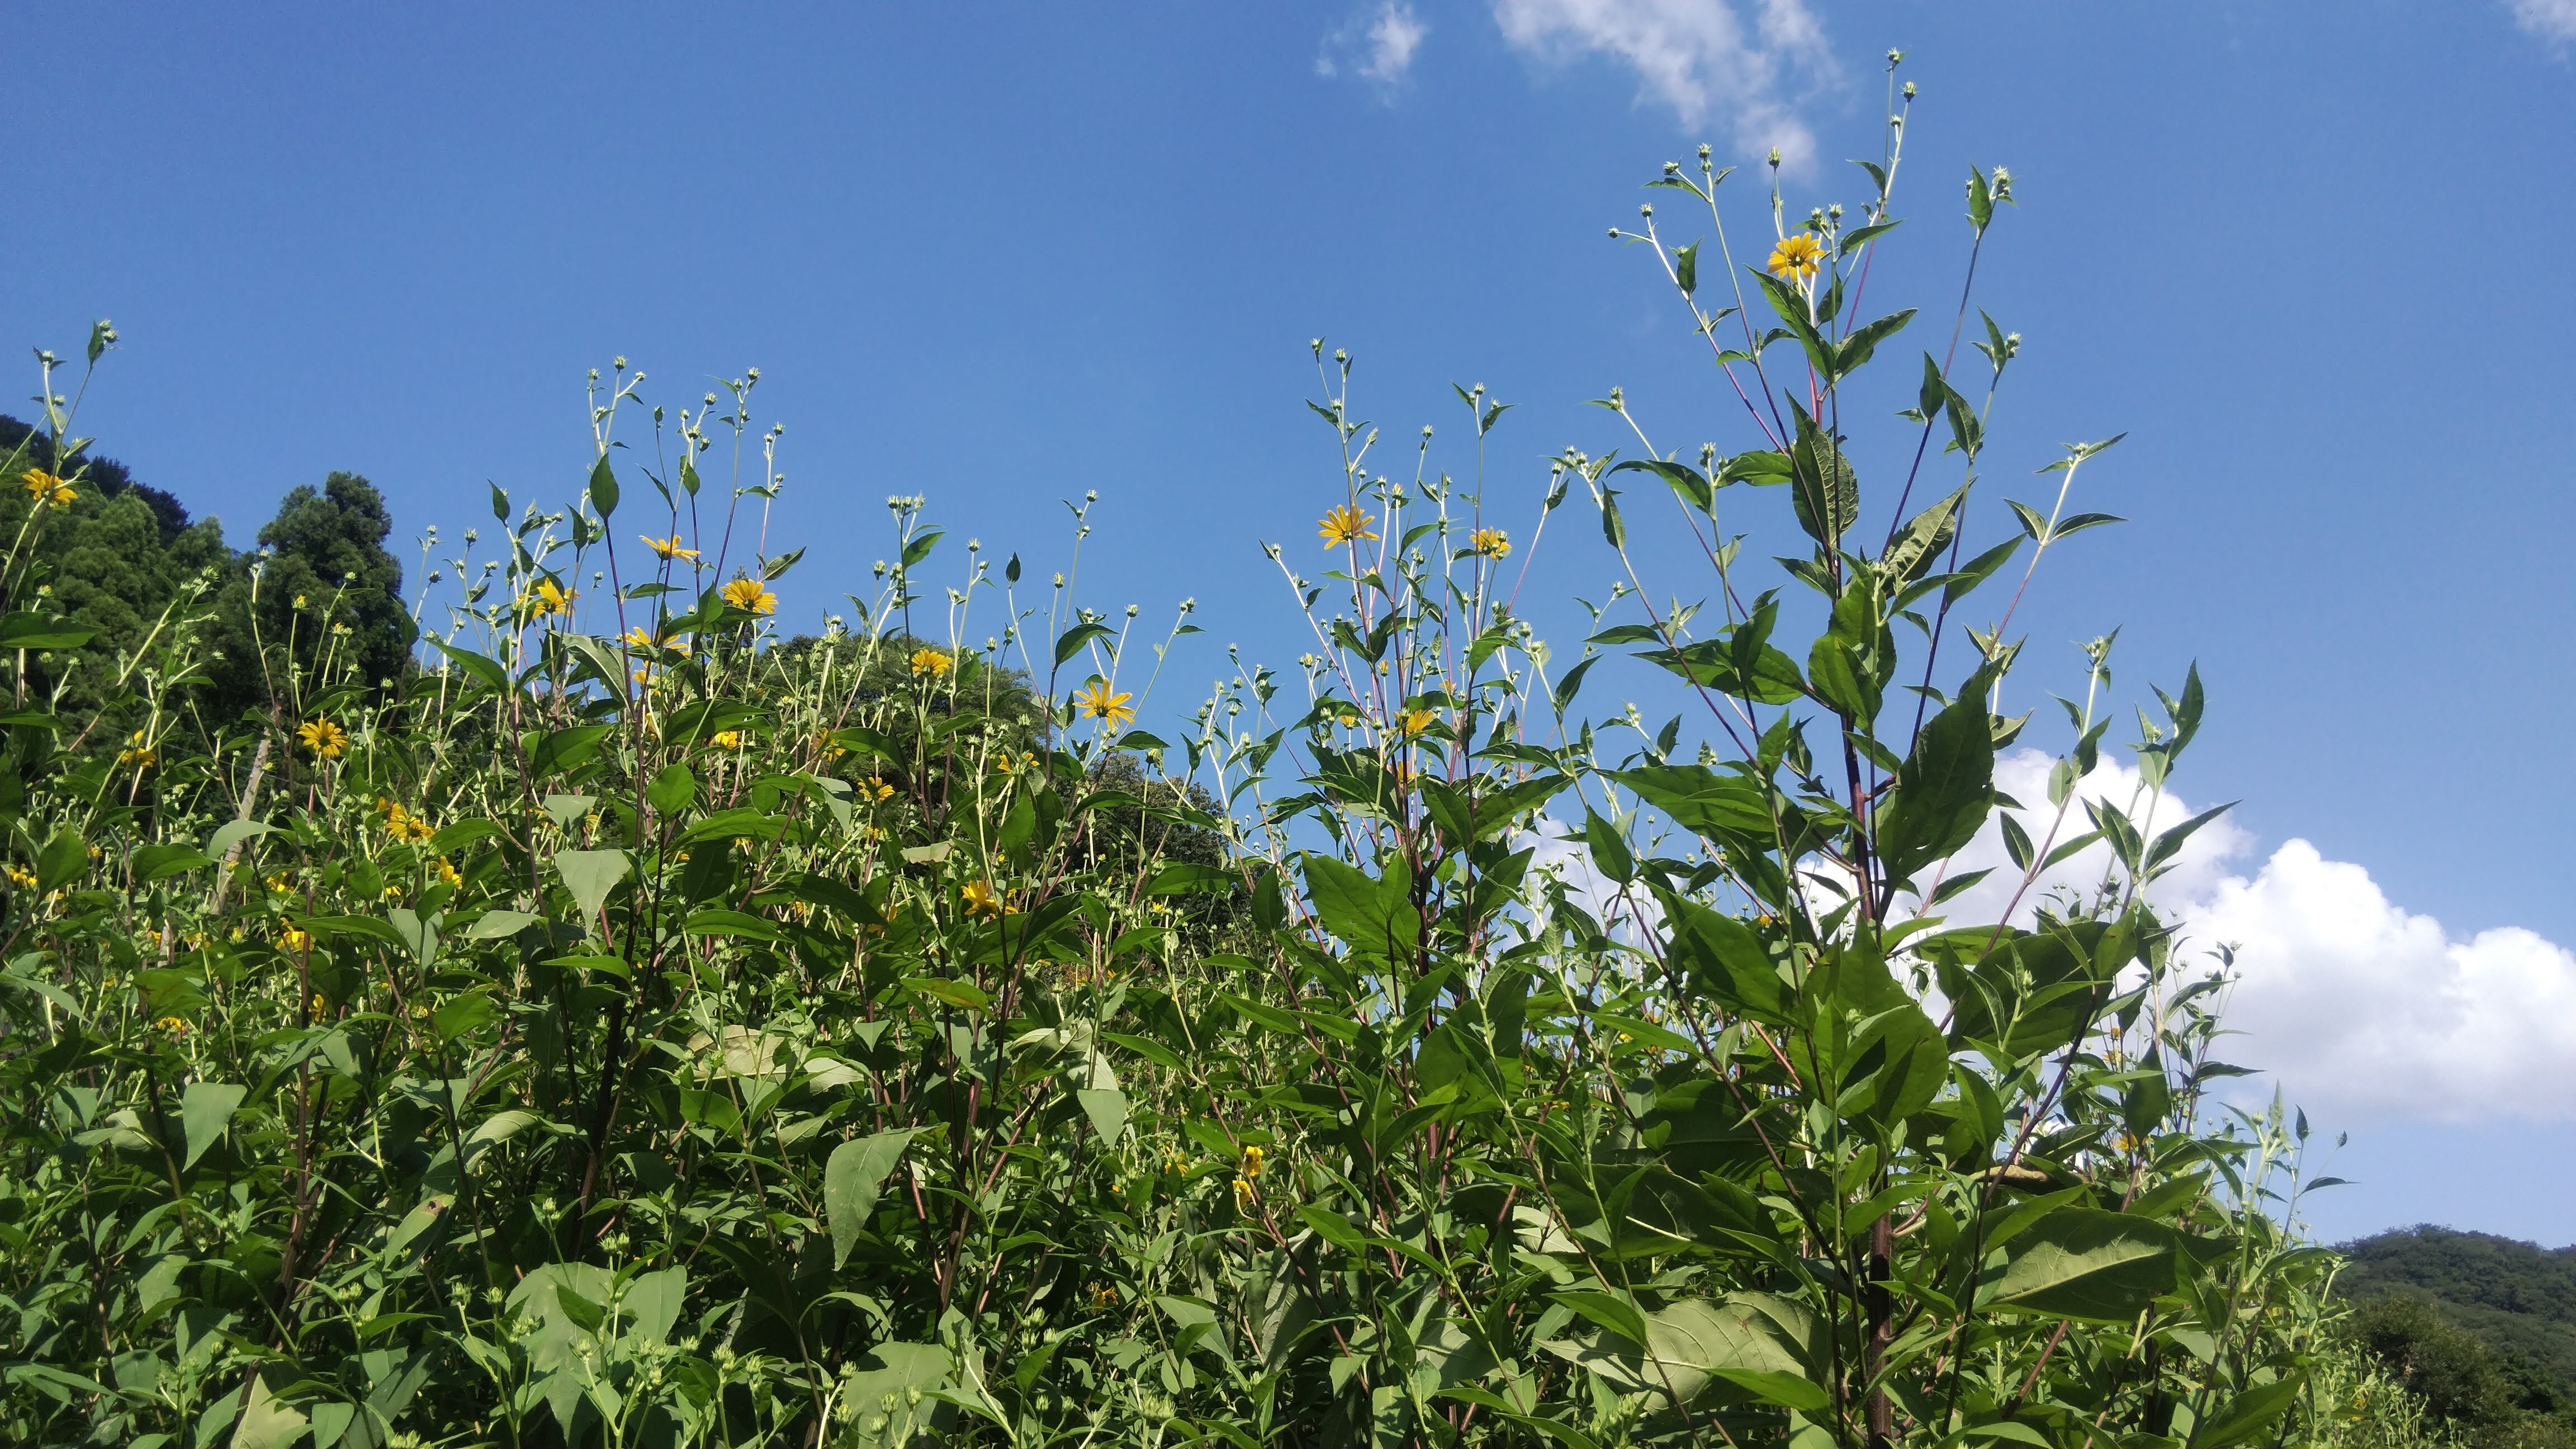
[1318,3,1428,86]
[2508,0,2576,42]
[1490,0,1833,170]
[1924,751,2576,1128]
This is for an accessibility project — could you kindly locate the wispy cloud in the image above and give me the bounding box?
[2508,0,2576,42]
[1490,0,1834,171]
[1318,2,1429,87]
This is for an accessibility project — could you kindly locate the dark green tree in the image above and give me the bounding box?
[203,471,412,724]
[0,415,233,714]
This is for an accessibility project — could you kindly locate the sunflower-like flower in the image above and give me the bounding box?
[523,577,577,618]
[1239,1144,1265,1180]
[1318,504,1379,548]
[156,1015,189,1035]
[640,534,700,561]
[711,730,746,750]
[297,718,349,759]
[1075,679,1136,728]
[1767,231,1826,285]
[434,857,462,886]
[377,799,434,844]
[3,864,36,889]
[277,925,312,953]
[720,577,776,615]
[21,469,75,506]
[1469,527,1510,558]
[960,878,1006,918]
[864,775,897,802]
[1397,707,1435,736]
[907,646,951,678]
[116,730,157,771]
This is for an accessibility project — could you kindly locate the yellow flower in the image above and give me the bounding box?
[435,857,462,886]
[1233,1175,1255,1209]
[310,992,329,1015]
[1163,1152,1188,1176]
[156,1015,188,1034]
[378,801,433,843]
[1075,679,1136,728]
[1239,1144,1265,1180]
[907,646,951,678]
[293,594,309,609]
[1768,231,1826,284]
[640,534,699,560]
[21,470,75,506]
[960,879,1005,918]
[381,884,404,900]
[277,925,312,953]
[297,718,349,759]
[3,864,36,889]
[524,577,577,618]
[1086,1283,1119,1311]
[116,730,157,771]
[1387,759,1419,793]
[720,577,776,615]
[265,872,291,894]
[864,775,896,802]
[1318,503,1379,548]
[711,730,744,750]
[1469,527,1510,558]
[1398,707,1435,736]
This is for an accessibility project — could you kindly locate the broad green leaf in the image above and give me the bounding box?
[36,825,85,892]
[555,849,632,921]
[1985,1208,2177,1323]
[181,1082,247,1169]
[1074,1087,1129,1147]
[2194,1372,2309,1448]
[1876,693,1995,883]
[826,1129,919,1268]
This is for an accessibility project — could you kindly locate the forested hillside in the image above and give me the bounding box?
[0,412,408,723]
[2337,1225,2576,1446]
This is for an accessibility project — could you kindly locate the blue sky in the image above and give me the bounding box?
[12,2,2572,1245]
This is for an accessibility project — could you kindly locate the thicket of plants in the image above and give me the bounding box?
[0,67,2422,1448]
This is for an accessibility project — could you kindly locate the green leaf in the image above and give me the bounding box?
[1609,458,1712,515]
[132,844,214,883]
[1875,693,1995,883]
[0,613,96,651]
[555,849,632,921]
[36,825,84,892]
[1302,854,1419,962]
[1074,1088,1129,1147]
[1055,622,1112,666]
[1984,1208,2177,1323]
[430,640,512,697]
[826,1130,919,1268]
[1673,240,1699,296]
[647,764,696,816]
[466,910,543,941]
[2194,1372,2309,1449]
[181,1082,247,1169]
[901,531,944,569]
[231,1374,309,1449]
[490,482,510,520]
[587,451,618,518]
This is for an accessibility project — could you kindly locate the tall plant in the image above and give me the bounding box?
[0,68,2354,1449]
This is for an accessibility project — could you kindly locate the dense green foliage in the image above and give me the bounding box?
[2332,1229,2576,1446]
[0,82,2428,1449]
[0,406,411,727]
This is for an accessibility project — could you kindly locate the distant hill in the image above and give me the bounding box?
[2337,1224,2576,1439]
